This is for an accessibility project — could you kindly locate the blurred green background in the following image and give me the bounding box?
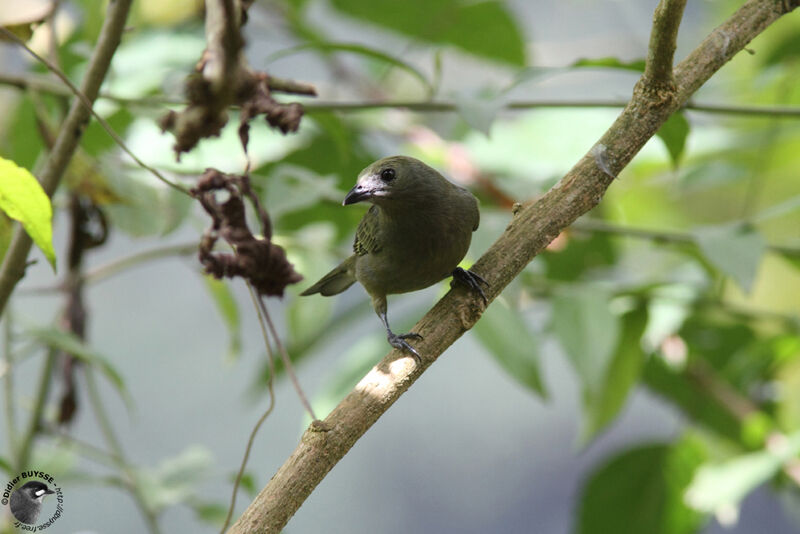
[1,0,800,532]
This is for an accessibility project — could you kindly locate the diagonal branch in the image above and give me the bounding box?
[229,1,799,532]
[0,0,134,318]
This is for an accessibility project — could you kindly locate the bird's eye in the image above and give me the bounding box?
[380,168,395,182]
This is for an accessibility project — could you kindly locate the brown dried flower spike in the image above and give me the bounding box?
[192,169,302,297]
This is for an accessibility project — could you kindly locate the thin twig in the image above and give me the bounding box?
[257,294,317,421]
[3,73,800,117]
[221,284,278,534]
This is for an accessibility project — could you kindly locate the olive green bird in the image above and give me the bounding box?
[301,156,487,360]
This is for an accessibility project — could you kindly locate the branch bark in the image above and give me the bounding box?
[0,0,134,318]
[229,1,799,532]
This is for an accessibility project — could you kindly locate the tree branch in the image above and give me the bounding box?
[0,0,134,319]
[643,0,687,91]
[228,1,799,532]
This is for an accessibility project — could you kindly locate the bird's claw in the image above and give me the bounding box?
[388,332,422,363]
[451,267,489,304]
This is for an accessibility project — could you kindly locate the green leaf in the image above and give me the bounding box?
[571,57,646,72]
[202,276,242,361]
[454,92,504,136]
[551,289,619,395]
[137,446,213,513]
[328,0,526,66]
[28,327,128,400]
[190,501,228,526]
[694,223,767,293]
[0,455,12,476]
[267,42,432,94]
[473,297,546,397]
[685,431,800,515]
[582,307,648,442]
[656,112,690,168]
[578,439,705,534]
[0,157,56,269]
[763,31,800,66]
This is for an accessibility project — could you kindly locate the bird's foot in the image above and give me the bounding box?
[388,331,423,363]
[451,267,489,304]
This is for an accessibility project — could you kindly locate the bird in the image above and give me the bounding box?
[300,155,487,360]
[9,481,55,525]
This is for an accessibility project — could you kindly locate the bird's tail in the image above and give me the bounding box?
[299,256,357,296]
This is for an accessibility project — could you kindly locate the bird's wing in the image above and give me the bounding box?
[353,205,382,255]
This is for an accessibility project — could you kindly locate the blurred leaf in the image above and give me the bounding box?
[190,501,228,526]
[328,0,526,66]
[583,307,648,442]
[540,231,616,281]
[268,42,432,93]
[259,165,343,221]
[65,151,124,205]
[0,456,12,476]
[1,96,45,170]
[571,56,646,72]
[80,107,134,157]
[473,298,546,397]
[0,0,49,40]
[643,357,742,442]
[685,431,800,515]
[694,223,767,293]
[656,112,690,168]
[763,31,800,66]
[0,213,11,262]
[578,439,705,534]
[202,276,241,361]
[551,289,619,395]
[455,92,504,136]
[230,471,258,497]
[104,169,192,237]
[753,194,800,223]
[0,156,56,269]
[105,30,206,98]
[137,445,213,512]
[28,327,128,400]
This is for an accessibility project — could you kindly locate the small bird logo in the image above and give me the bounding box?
[9,480,55,525]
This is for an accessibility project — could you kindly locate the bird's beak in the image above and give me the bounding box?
[343,183,372,205]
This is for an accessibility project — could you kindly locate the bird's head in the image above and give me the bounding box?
[343,156,442,206]
[18,481,55,502]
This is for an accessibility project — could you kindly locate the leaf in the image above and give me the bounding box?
[694,223,767,293]
[551,289,619,396]
[137,446,214,512]
[656,112,690,168]
[473,297,546,397]
[454,92,504,136]
[0,157,56,269]
[328,0,526,66]
[202,276,241,361]
[27,327,128,401]
[578,439,705,534]
[763,31,800,66]
[582,307,648,442]
[571,57,646,72]
[190,501,228,526]
[267,42,432,93]
[685,431,800,515]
